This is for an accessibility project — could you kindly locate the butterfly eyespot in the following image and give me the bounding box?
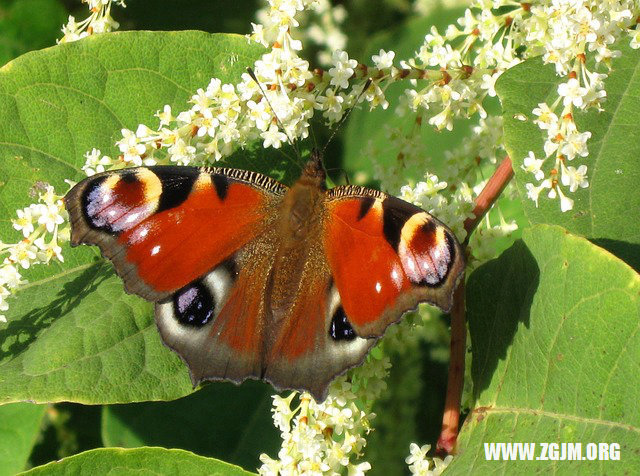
[173,281,215,327]
[329,306,356,341]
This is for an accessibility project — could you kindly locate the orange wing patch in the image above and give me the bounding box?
[324,197,411,328]
[120,177,267,293]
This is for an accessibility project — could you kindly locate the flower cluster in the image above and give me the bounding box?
[256,0,348,66]
[390,0,640,212]
[259,353,390,475]
[59,0,124,43]
[518,0,640,211]
[405,443,452,476]
[79,1,403,173]
[1,184,69,322]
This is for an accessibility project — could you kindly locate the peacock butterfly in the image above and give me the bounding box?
[64,150,465,401]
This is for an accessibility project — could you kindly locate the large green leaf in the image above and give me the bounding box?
[22,447,256,475]
[101,381,279,472]
[0,402,47,475]
[447,225,640,473]
[0,31,266,404]
[497,42,640,270]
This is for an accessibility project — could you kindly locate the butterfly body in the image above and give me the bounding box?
[65,151,464,400]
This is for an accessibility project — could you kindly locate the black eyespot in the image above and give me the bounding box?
[172,281,215,327]
[329,306,356,341]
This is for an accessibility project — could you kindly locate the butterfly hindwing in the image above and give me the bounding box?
[155,244,274,388]
[323,186,465,338]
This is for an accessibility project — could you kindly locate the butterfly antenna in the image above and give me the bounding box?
[246,67,302,162]
[320,78,373,157]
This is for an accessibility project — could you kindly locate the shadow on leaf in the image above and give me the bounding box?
[466,240,539,401]
[0,262,112,360]
[590,238,640,273]
[102,380,279,472]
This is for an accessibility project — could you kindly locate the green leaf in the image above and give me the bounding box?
[448,224,640,473]
[21,447,256,475]
[101,381,279,472]
[497,41,640,270]
[0,31,265,404]
[0,402,47,475]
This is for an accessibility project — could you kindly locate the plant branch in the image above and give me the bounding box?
[463,156,514,240]
[436,280,466,456]
[436,156,514,455]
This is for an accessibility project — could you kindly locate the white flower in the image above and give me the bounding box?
[261,124,288,148]
[480,72,499,97]
[36,204,65,233]
[557,78,587,108]
[0,286,8,322]
[348,461,372,476]
[271,394,297,434]
[631,29,640,49]
[558,187,574,212]
[190,87,210,112]
[522,151,545,181]
[363,82,389,110]
[525,181,550,207]
[561,130,591,160]
[532,103,558,130]
[371,49,395,69]
[561,164,589,192]
[0,264,24,289]
[547,183,574,212]
[428,106,453,131]
[329,50,357,89]
[12,208,35,238]
[406,443,430,466]
[196,108,220,138]
[82,148,112,176]
[8,241,38,269]
[33,237,64,263]
[316,88,345,122]
[117,129,147,165]
[156,105,174,126]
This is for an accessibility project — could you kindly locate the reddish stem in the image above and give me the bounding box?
[436,156,514,455]
[436,280,466,455]
[463,156,514,240]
